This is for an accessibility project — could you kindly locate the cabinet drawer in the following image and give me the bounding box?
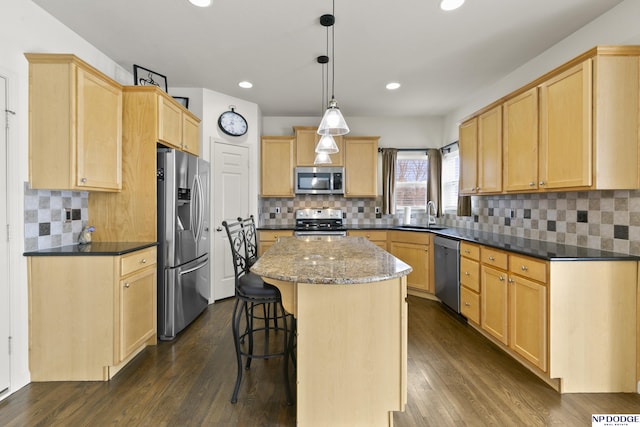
[348,230,387,242]
[481,247,508,270]
[258,230,293,242]
[509,254,548,283]
[461,242,480,260]
[121,247,157,277]
[460,286,480,324]
[460,257,480,292]
[388,230,431,245]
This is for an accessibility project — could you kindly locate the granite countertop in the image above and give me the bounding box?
[24,241,158,256]
[258,224,639,262]
[251,236,412,284]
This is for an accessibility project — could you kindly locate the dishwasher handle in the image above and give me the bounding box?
[434,236,460,250]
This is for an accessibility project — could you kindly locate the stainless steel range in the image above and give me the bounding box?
[294,208,347,236]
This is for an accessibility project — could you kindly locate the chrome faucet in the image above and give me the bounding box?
[426,200,437,225]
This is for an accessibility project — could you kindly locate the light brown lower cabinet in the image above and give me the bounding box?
[347,230,387,250]
[467,243,636,393]
[27,246,157,381]
[257,230,294,256]
[388,231,433,294]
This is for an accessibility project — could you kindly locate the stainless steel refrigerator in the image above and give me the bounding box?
[157,147,210,340]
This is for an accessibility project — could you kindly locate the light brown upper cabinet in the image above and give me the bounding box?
[157,90,200,156]
[294,126,344,166]
[503,88,539,192]
[477,105,502,194]
[26,53,122,192]
[261,136,296,197]
[461,46,640,195]
[344,136,379,197]
[459,105,502,195]
[459,118,478,194]
[539,59,593,190]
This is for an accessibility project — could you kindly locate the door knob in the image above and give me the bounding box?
[216,227,223,232]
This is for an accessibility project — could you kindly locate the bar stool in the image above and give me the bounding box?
[221,219,293,405]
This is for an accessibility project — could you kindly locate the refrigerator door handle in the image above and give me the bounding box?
[194,174,205,242]
[178,256,209,277]
[191,174,199,242]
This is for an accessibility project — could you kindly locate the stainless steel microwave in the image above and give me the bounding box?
[295,167,344,195]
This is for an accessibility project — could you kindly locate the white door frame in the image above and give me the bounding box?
[0,73,11,397]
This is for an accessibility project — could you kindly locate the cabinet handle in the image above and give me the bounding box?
[141,258,147,264]
[488,256,495,261]
[529,181,535,187]
[508,278,514,283]
[464,302,471,307]
[124,282,130,288]
[81,178,87,183]
[464,249,470,254]
[521,265,528,271]
[465,271,470,276]
[499,276,505,281]
[539,181,546,186]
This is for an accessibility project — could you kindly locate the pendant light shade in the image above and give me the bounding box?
[314,152,333,165]
[318,98,349,136]
[315,134,339,154]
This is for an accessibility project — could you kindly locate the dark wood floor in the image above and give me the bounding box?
[1,296,639,426]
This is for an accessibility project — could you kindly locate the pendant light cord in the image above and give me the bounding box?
[331,0,336,101]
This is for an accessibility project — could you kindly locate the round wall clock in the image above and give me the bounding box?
[218,106,248,136]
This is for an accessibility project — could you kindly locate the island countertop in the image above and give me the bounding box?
[251,235,412,284]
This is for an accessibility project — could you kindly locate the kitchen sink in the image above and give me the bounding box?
[398,225,449,230]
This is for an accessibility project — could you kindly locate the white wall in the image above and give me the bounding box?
[263,116,443,149]
[0,0,133,399]
[442,0,640,143]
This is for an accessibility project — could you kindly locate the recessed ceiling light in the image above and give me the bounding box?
[440,0,465,11]
[238,81,253,89]
[189,0,212,7]
[386,82,401,90]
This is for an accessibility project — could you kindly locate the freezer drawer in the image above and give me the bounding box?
[158,254,209,340]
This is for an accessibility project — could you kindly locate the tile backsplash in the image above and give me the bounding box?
[24,182,89,251]
[260,189,640,256]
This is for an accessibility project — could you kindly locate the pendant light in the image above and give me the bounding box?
[317,1,349,136]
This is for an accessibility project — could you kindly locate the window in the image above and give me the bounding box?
[441,145,460,213]
[395,151,428,211]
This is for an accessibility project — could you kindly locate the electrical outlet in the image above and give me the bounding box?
[275,207,281,214]
[64,208,72,223]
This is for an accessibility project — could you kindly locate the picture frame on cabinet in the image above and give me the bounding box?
[133,64,168,92]
[173,96,189,109]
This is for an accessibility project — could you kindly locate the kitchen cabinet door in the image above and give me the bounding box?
[26,53,122,192]
[119,267,157,362]
[158,95,183,149]
[503,88,538,192]
[481,265,508,345]
[388,241,430,293]
[477,105,502,193]
[344,137,379,197]
[295,126,344,166]
[261,136,296,197]
[539,59,592,190]
[182,113,200,156]
[509,275,547,372]
[459,118,478,194]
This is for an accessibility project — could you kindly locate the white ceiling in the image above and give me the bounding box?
[32,0,623,117]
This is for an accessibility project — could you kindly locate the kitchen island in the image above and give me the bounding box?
[251,235,412,427]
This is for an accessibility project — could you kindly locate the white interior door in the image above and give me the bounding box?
[211,141,249,301]
[0,75,10,395]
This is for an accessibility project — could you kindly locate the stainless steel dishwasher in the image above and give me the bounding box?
[434,236,461,313]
